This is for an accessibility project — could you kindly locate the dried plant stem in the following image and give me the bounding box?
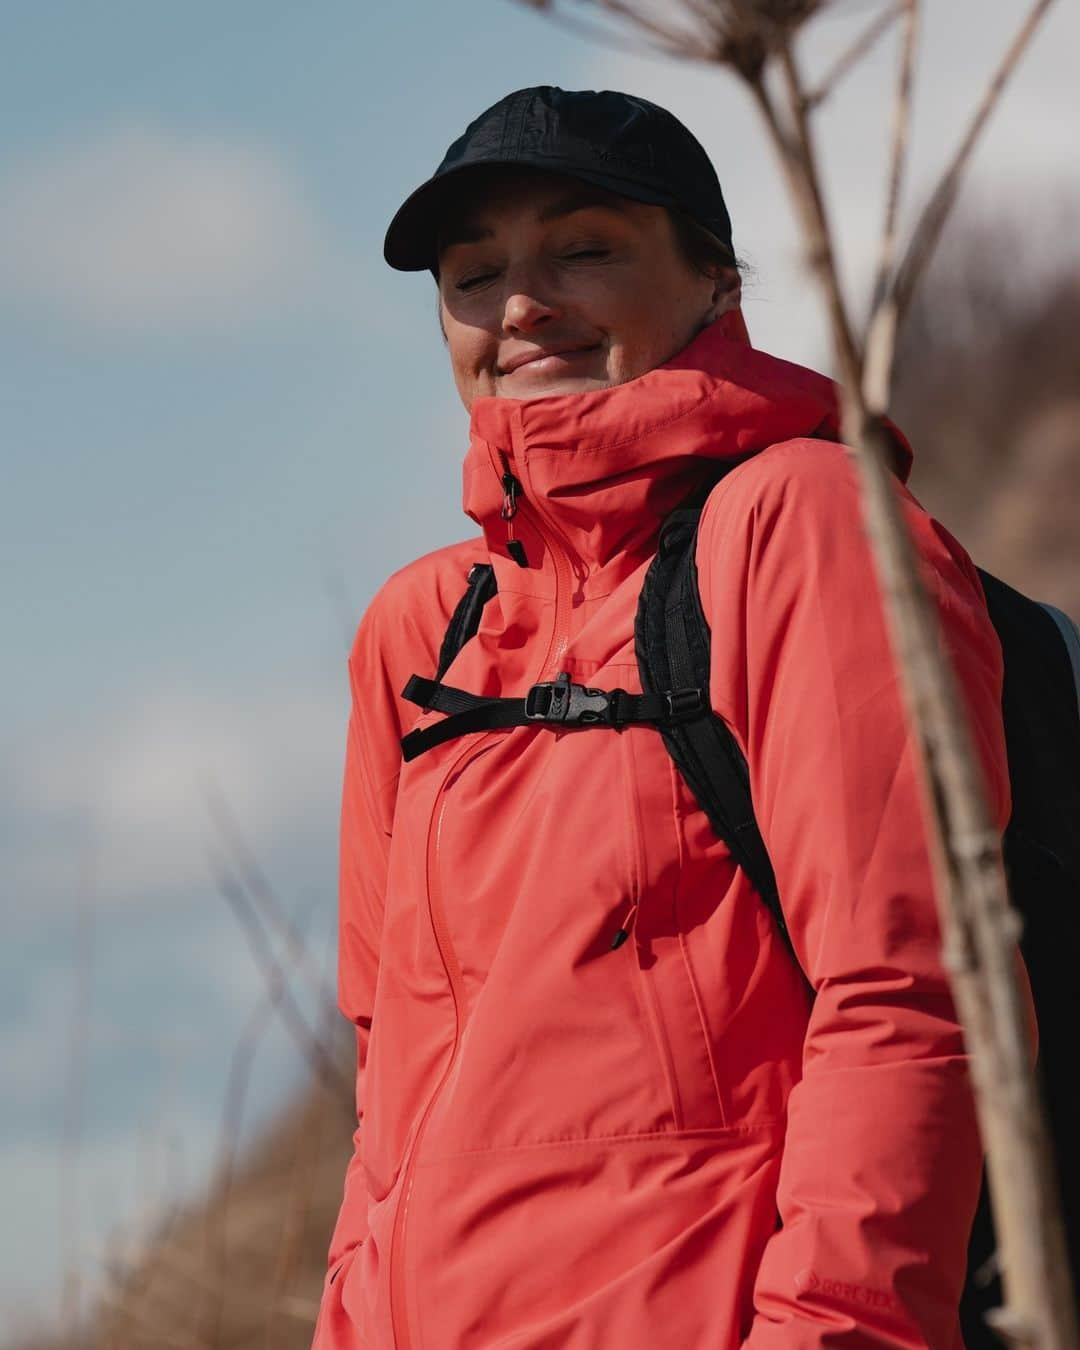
[804,0,905,108]
[860,0,917,412]
[870,0,917,314]
[204,782,336,1009]
[531,1,701,60]
[520,0,1074,1340]
[264,936,342,1348]
[776,23,1077,1350]
[750,57,861,389]
[593,0,707,56]
[844,407,1076,1350]
[198,986,276,1346]
[60,865,95,1342]
[212,858,354,1109]
[892,0,1057,325]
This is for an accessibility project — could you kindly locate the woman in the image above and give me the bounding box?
[313,86,1018,1349]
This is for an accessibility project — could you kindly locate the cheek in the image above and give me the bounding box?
[445,327,499,406]
[446,331,486,389]
[608,308,681,380]
[449,322,494,372]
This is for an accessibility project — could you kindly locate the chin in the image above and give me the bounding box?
[496,375,612,401]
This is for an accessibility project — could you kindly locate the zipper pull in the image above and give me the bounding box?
[610,900,639,951]
[500,464,529,568]
[501,470,519,519]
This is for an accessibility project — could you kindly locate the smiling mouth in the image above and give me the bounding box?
[500,345,602,375]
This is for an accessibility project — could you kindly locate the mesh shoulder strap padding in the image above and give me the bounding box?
[635,504,790,952]
[435,563,497,683]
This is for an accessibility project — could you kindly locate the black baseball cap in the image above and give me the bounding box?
[383,85,734,274]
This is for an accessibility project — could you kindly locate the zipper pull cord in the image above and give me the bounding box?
[501,468,529,568]
[610,900,639,951]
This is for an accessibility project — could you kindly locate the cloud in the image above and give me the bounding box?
[0,126,341,332]
[8,682,345,915]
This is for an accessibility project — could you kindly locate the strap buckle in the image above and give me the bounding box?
[525,671,617,725]
[664,687,706,723]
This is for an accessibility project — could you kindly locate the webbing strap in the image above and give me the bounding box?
[435,563,497,682]
[635,505,789,947]
[665,535,788,941]
[400,671,708,763]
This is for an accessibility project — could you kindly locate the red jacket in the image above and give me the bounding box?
[313,312,1022,1349]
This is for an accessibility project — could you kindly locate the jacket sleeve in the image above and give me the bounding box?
[696,440,1033,1349]
[311,599,404,1349]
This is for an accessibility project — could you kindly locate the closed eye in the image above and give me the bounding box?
[455,248,612,293]
[455,272,497,293]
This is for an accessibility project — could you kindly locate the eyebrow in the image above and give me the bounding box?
[437,187,630,252]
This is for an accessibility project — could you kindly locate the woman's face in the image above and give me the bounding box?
[436,169,739,410]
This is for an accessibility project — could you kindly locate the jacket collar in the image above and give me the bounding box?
[462,309,912,587]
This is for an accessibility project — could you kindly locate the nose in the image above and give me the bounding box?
[502,286,561,334]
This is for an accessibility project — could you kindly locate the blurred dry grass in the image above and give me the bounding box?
[17,210,1079,1350]
[16,1030,353,1350]
[896,208,1080,618]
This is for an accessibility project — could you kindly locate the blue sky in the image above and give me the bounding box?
[3,0,1076,1337]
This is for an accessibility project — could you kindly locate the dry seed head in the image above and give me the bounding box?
[577,0,831,80]
[515,2,831,73]
[711,0,831,52]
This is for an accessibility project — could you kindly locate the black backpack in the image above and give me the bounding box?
[398,468,1080,1345]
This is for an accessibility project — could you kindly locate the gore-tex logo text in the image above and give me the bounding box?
[795,1269,897,1311]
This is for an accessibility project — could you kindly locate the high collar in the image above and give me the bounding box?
[461,310,913,592]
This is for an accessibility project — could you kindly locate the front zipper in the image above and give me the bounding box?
[387,450,575,1350]
[494,447,575,679]
[495,444,636,952]
[388,737,478,1350]
[500,466,529,568]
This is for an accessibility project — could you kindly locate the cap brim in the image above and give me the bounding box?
[382,158,690,273]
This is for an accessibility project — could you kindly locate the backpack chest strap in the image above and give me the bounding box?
[399,671,707,763]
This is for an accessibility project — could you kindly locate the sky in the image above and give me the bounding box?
[3,0,1077,1339]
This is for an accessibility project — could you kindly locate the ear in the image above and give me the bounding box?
[707,265,742,321]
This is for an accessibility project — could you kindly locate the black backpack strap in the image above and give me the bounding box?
[400,671,705,763]
[435,563,498,682]
[635,499,794,957]
[405,558,707,763]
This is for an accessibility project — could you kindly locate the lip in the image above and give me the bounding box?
[499,343,601,374]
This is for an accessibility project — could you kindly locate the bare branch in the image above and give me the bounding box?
[593,0,715,56]
[517,1,830,79]
[60,852,96,1343]
[880,1,918,287]
[211,856,354,1109]
[861,0,918,413]
[772,41,863,388]
[674,0,732,37]
[262,940,341,1350]
[804,0,906,108]
[514,1,1079,1340]
[202,781,337,1012]
[892,0,1058,325]
[509,0,704,60]
[198,984,278,1346]
[870,0,918,312]
[767,10,1078,1340]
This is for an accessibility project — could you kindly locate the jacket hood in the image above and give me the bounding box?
[462,308,913,584]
